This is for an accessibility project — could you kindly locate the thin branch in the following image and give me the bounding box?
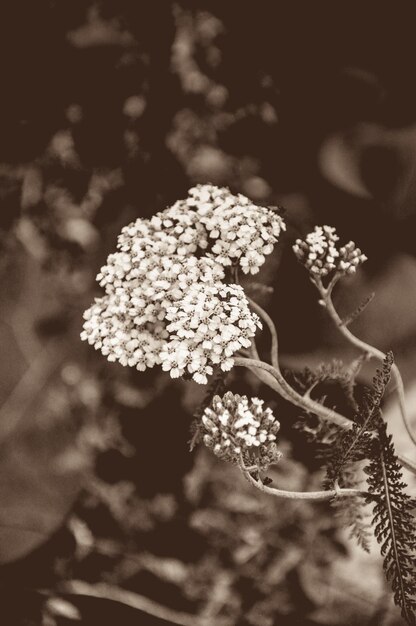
[241,465,368,501]
[248,339,260,361]
[247,297,279,368]
[342,292,375,328]
[315,277,416,447]
[233,357,352,429]
[233,357,416,475]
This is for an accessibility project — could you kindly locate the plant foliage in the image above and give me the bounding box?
[365,422,416,624]
[323,352,416,623]
[325,351,394,483]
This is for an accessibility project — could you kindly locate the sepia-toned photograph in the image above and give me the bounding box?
[0,2,415,624]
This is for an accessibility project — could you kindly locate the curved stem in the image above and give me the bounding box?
[241,466,368,501]
[316,278,416,447]
[247,297,279,368]
[234,356,352,429]
[233,356,416,475]
[248,338,260,361]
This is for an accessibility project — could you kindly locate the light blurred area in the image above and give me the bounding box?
[0,2,415,625]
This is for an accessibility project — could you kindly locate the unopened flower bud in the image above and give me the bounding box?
[293,225,367,279]
[201,391,281,470]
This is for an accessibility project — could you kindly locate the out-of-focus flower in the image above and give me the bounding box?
[293,225,367,278]
[81,297,167,371]
[201,391,281,470]
[81,185,284,382]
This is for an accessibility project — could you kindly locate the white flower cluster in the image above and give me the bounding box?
[201,391,281,469]
[185,184,286,274]
[81,185,281,383]
[163,283,260,384]
[292,225,367,278]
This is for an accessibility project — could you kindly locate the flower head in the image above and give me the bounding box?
[163,283,261,383]
[293,225,367,278]
[186,184,286,274]
[81,185,277,383]
[80,295,167,370]
[201,391,281,470]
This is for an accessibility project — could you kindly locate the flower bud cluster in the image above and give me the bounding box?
[81,185,282,383]
[202,391,281,469]
[292,225,367,278]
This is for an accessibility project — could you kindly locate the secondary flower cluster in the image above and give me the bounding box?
[292,225,367,278]
[81,185,285,383]
[201,392,281,470]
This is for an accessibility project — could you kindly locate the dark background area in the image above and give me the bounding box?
[0,2,416,624]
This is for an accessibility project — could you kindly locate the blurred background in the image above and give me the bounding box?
[0,2,416,624]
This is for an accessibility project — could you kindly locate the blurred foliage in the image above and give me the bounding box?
[1,1,416,624]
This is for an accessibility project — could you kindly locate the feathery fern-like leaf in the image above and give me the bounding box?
[326,351,394,484]
[324,353,394,554]
[342,291,375,327]
[365,422,416,624]
[331,463,372,552]
[290,359,359,412]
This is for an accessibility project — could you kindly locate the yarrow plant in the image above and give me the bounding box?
[81,184,283,383]
[201,391,281,470]
[292,225,367,279]
[81,185,416,623]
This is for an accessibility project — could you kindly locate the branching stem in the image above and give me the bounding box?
[315,277,416,447]
[234,357,352,429]
[233,356,416,475]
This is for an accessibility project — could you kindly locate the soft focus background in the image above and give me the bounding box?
[1,2,416,624]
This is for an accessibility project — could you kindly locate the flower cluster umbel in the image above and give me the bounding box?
[81,185,285,383]
[201,392,281,470]
[293,225,367,278]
